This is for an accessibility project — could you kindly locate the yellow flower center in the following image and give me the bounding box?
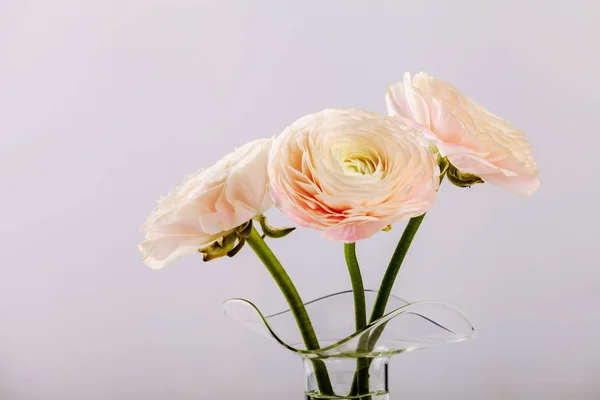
[342,152,378,175]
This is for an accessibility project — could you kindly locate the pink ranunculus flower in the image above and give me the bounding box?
[139,138,273,269]
[268,109,439,242]
[385,72,540,197]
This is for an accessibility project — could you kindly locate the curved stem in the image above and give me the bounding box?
[344,243,370,397]
[369,214,426,324]
[345,215,426,397]
[359,173,445,392]
[245,226,333,395]
[369,168,447,324]
[344,243,367,332]
[347,214,427,398]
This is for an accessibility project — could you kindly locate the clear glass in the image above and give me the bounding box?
[303,356,390,400]
[223,290,477,399]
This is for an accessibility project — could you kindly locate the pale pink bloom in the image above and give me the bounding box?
[386,73,540,197]
[139,139,273,269]
[268,109,439,242]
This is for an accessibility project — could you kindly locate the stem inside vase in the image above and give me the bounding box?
[304,356,390,400]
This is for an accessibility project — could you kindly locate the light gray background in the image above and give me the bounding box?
[1,1,599,399]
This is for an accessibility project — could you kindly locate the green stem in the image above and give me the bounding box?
[245,226,333,395]
[365,213,426,375]
[369,169,446,325]
[344,243,370,397]
[344,243,367,332]
[369,214,426,324]
[345,215,426,397]
[358,174,445,392]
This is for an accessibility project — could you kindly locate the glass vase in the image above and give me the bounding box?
[223,290,476,399]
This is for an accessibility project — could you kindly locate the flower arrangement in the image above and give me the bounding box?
[139,72,539,399]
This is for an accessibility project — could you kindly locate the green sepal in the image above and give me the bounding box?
[257,215,296,239]
[199,232,237,262]
[446,164,484,188]
[226,236,246,258]
[437,154,450,177]
[237,219,253,238]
